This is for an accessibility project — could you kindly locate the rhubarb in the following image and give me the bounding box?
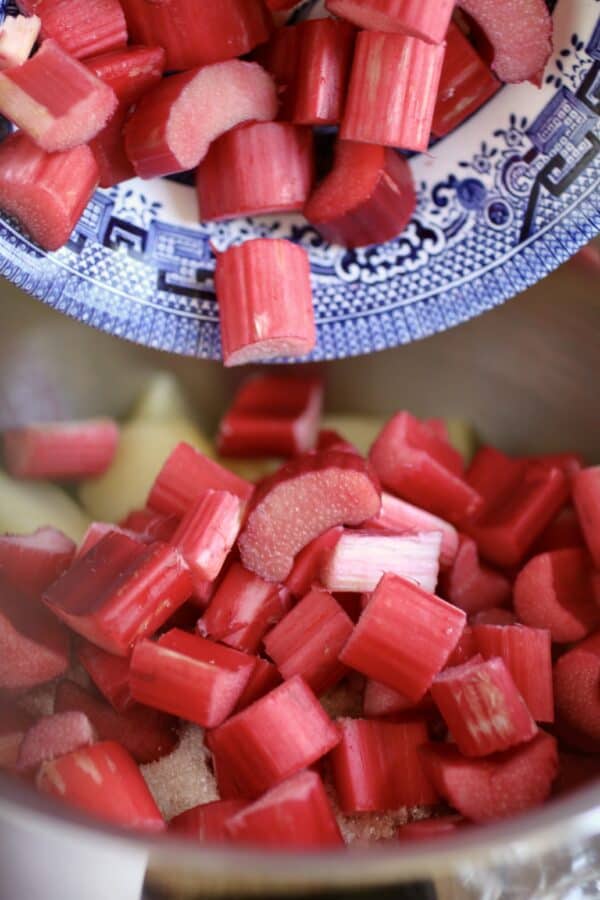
[171,490,242,582]
[77,641,135,712]
[553,632,600,747]
[4,418,119,480]
[0,14,40,69]
[0,526,75,599]
[170,799,246,843]
[292,18,355,125]
[573,467,600,569]
[325,0,454,44]
[17,0,127,59]
[16,711,96,773]
[368,491,458,569]
[437,534,511,616]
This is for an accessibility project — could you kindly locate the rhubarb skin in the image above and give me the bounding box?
[0,39,117,152]
[16,711,96,773]
[124,60,277,179]
[77,641,135,712]
[234,657,282,712]
[119,0,272,72]
[0,526,75,600]
[4,418,119,480]
[285,526,344,599]
[553,632,600,747]
[368,491,459,569]
[0,14,41,70]
[17,0,127,60]
[340,31,445,151]
[292,18,355,126]
[0,132,98,251]
[397,815,465,841]
[326,0,455,45]
[197,122,314,222]
[214,238,316,368]
[37,740,165,832]
[437,534,512,616]
[304,141,416,249]
[171,490,243,582]
[339,573,466,702]
[573,467,600,569]
[238,449,381,582]
[457,0,553,85]
[253,25,300,121]
[532,506,584,554]
[170,799,246,843]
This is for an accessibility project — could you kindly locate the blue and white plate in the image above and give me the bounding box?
[0,1,599,361]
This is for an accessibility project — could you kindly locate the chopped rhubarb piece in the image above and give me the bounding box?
[0,526,75,599]
[206,676,340,798]
[431,656,538,757]
[470,607,517,626]
[4,418,119,480]
[326,0,454,44]
[369,412,481,525]
[432,22,500,137]
[87,106,137,188]
[170,799,246,843]
[525,452,584,481]
[147,442,252,519]
[265,0,298,9]
[238,449,381,582]
[553,632,600,746]
[171,490,242,583]
[119,0,272,71]
[397,815,465,841]
[573,467,600,569]
[55,679,176,764]
[368,491,458,569]
[124,60,277,179]
[17,0,127,59]
[197,122,314,222]
[330,717,438,812]
[198,562,291,655]
[513,548,600,643]
[471,624,553,722]
[130,630,256,728]
[44,532,193,656]
[0,132,98,251]
[234,657,282,712]
[339,573,466,701]
[457,0,553,84]
[445,626,477,668]
[16,711,96,773]
[37,740,165,831]
[263,586,353,694]
[225,769,343,848]
[77,641,134,712]
[218,375,323,459]
[253,25,300,121]
[0,574,69,690]
[321,529,441,595]
[420,732,558,822]
[292,18,355,125]
[532,506,584,554]
[340,32,445,151]
[120,508,179,543]
[0,700,33,769]
[76,522,141,558]
[215,238,316,367]
[304,141,416,249]
[286,526,344,598]
[363,679,425,717]
[0,14,40,69]
[465,446,525,515]
[0,39,117,151]
[438,534,511,616]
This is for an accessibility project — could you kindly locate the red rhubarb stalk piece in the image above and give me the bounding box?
[214,238,316,367]
[532,506,584,554]
[420,732,558,822]
[217,374,324,459]
[147,442,253,519]
[397,815,465,841]
[369,412,482,525]
[470,607,517,626]
[432,22,500,137]
[340,31,445,151]
[198,562,291,655]
[253,25,300,121]
[431,656,538,757]
[368,491,459,569]
[553,632,600,747]
[0,14,41,69]
[16,711,96,773]
[238,449,381,582]
[197,122,314,222]
[445,626,478,668]
[77,641,135,712]
[0,132,99,251]
[339,573,466,701]
[265,0,298,9]
[292,18,355,126]
[0,39,117,151]
[120,508,179,543]
[55,679,177,764]
[263,586,353,694]
[43,532,193,656]
[363,679,432,717]
[573,467,600,569]
[0,700,33,770]
[524,452,584,481]
[330,717,438,812]
[130,629,256,729]
[124,60,277,179]
[4,418,119,480]
[457,0,553,84]
[171,490,243,582]
[326,0,454,44]
[304,141,416,249]
[206,675,340,798]
[320,529,441,594]
[37,740,165,831]
[17,0,127,60]
[76,522,142,558]
[119,0,272,72]
[170,799,246,843]
[465,446,526,515]
[513,548,600,643]
[471,624,553,723]
[437,534,511,616]
[0,526,75,599]
[234,657,282,712]
[0,574,69,690]
[285,526,343,599]
[224,769,343,848]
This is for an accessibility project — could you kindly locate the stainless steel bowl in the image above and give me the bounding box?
[1,264,599,900]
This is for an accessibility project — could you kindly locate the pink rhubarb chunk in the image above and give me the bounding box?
[16,711,96,773]
[0,526,75,599]
[171,490,243,582]
[325,0,454,45]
